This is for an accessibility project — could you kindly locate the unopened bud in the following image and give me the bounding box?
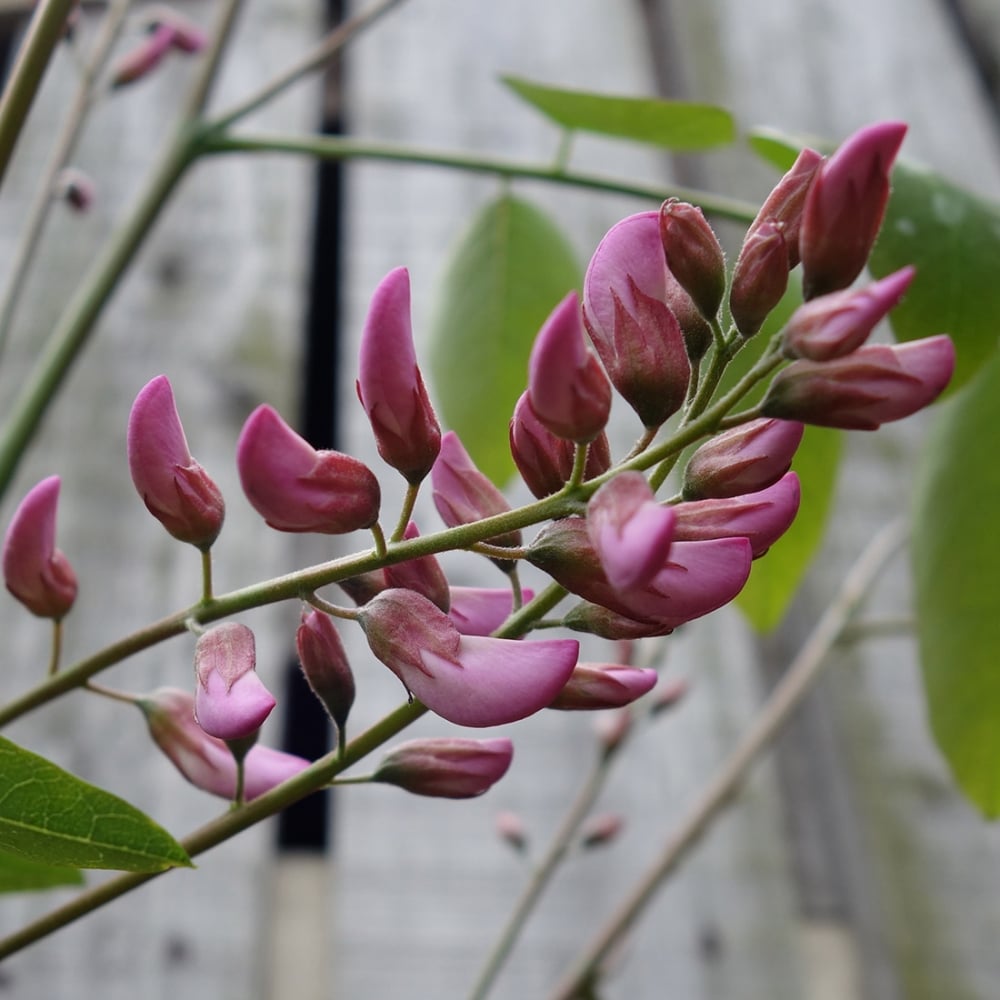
[580,812,624,849]
[659,199,726,320]
[729,221,789,338]
[296,610,355,735]
[372,737,514,798]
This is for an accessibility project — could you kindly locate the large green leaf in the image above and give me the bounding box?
[913,353,1000,816]
[502,76,734,150]
[428,194,580,485]
[0,737,191,871]
[0,849,83,893]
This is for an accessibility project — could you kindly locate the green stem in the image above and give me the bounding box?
[47,618,63,676]
[546,519,908,1000]
[0,697,426,960]
[181,0,247,119]
[200,548,214,604]
[202,132,759,224]
[0,0,77,192]
[391,482,421,541]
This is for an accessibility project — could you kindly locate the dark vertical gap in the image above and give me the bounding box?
[276,0,347,852]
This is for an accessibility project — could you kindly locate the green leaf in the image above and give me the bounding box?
[428,193,580,485]
[0,849,83,893]
[502,76,734,150]
[913,353,1000,816]
[869,163,1000,393]
[0,736,192,871]
[746,128,810,171]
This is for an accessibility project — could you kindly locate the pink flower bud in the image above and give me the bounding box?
[682,418,804,500]
[593,708,632,752]
[658,199,726,321]
[296,610,355,734]
[56,167,95,213]
[583,212,691,428]
[549,662,658,710]
[431,431,521,557]
[783,266,915,362]
[586,472,675,591]
[527,292,611,443]
[193,623,275,742]
[510,392,611,498]
[337,569,388,606]
[495,810,529,852]
[138,688,309,801]
[110,23,176,88]
[562,602,674,640]
[147,7,208,53]
[2,476,77,619]
[358,589,579,727]
[237,405,380,534]
[800,122,907,299]
[746,147,824,268]
[383,522,451,612]
[356,268,442,482]
[672,472,801,557]
[728,221,789,338]
[580,812,624,848]
[447,585,535,636]
[761,335,955,430]
[650,676,688,714]
[127,375,225,548]
[373,737,514,798]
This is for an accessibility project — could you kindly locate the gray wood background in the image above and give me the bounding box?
[1,0,1000,998]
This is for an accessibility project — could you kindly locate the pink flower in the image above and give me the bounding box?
[356,268,441,482]
[761,335,955,430]
[549,663,658,710]
[357,589,579,726]
[127,375,225,548]
[193,623,275,741]
[447,586,535,636]
[583,212,691,427]
[527,292,611,443]
[296,610,355,734]
[800,122,907,299]
[586,472,675,590]
[138,688,309,801]
[672,472,801,557]
[237,405,380,534]
[658,199,726,321]
[383,522,450,612]
[682,418,804,500]
[782,266,915,362]
[371,737,513,799]
[2,476,77,619]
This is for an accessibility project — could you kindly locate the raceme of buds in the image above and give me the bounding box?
[527,292,611,444]
[510,392,611,498]
[296,610,355,734]
[659,199,726,321]
[194,623,275,742]
[371,737,513,799]
[782,266,915,362]
[728,221,790,339]
[586,472,675,591]
[682,418,804,500]
[672,472,801,557]
[761,335,955,430]
[357,589,579,727]
[527,518,752,630]
[138,688,309,801]
[2,476,77,619]
[383,522,451,612]
[745,146,824,269]
[356,267,442,483]
[431,431,522,556]
[582,211,691,428]
[549,662,658,710]
[447,586,535,636]
[237,405,380,534]
[799,121,907,299]
[127,376,225,549]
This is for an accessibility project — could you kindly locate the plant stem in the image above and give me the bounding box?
[546,518,908,1000]
[0,0,77,192]
[203,132,760,224]
[0,697,426,960]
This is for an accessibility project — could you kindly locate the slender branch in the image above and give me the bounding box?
[202,132,760,224]
[547,518,908,1000]
[0,0,77,192]
[181,0,247,118]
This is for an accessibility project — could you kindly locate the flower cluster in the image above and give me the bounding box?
[1,121,954,807]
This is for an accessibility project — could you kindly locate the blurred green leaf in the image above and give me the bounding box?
[913,353,1000,816]
[502,76,734,150]
[428,193,579,485]
[0,849,83,893]
[0,737,191,871]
